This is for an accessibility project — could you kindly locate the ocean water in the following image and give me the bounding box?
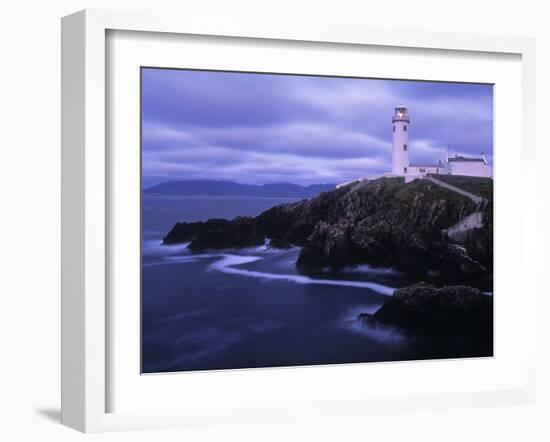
[141,195,471,373]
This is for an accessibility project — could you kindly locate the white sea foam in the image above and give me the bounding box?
[142,254,216,268]
[207,254,395,296]
[342,306,406,345]
[142,239,191,256]
[143,240,396,295]
[339,264,400,276]
[241,240,298,256]
[154,308,210,325]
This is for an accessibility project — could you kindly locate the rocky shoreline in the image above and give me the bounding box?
[163,176,493,284]
[162,176,493,352]
[358,283,493,355]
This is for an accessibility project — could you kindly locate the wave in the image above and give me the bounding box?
[153,308,210,325]
[142,253,218,268]
[142,239,191,256]
[142,236,295,258]
[239,239,300,256]
[207,254,395,296]
[342,306,406,345]
[142,237,396,296]
[337,264,400,276]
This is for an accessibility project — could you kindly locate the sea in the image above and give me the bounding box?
[141,194,472,373]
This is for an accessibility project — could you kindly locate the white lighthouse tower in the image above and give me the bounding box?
[392,105,410,175]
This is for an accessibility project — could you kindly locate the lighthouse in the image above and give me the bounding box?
[336,104,492,188]
[392,105,410,175]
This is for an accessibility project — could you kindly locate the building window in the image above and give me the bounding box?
[393,125,395,132]
[403,167,407,173]
[404,125,407,131]
[403,144,407,151]
[420,168,426,173]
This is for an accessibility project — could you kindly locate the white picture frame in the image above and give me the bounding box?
[61,9,538,433]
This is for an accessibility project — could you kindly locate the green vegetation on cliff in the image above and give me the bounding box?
[427,174,493,200]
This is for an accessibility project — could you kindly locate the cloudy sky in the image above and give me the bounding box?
[141,68,493,188]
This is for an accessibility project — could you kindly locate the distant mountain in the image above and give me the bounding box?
[143,180,336,198]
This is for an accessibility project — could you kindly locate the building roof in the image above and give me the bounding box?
[448,156,484,163]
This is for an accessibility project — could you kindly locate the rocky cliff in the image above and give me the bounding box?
[163,177,493,283]
[358,283,493,356]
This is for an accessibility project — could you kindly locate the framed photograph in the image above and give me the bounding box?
[61,9,538,432]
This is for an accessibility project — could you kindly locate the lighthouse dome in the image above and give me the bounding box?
[392,105,410,123]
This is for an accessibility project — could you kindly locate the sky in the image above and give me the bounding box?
[141,68,493,188]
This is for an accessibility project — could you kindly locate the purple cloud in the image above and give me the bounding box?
[141,68,493,187]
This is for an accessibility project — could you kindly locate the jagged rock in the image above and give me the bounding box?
[362,283,493,345]
[296,219,392,269]
[163,217,265,250]
[289,177,489,280]
[188,216,265,251]
[437,243,488,280]
[163,218,230,244]
[296,220,353,268]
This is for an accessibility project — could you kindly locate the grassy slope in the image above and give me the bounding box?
[427,174,493,200]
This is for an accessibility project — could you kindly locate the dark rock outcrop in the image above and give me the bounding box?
[163,218,230,245]
[163,217,264,251]
[188,216,265,251]
[162,177,493,282]
[358,283,493,353]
